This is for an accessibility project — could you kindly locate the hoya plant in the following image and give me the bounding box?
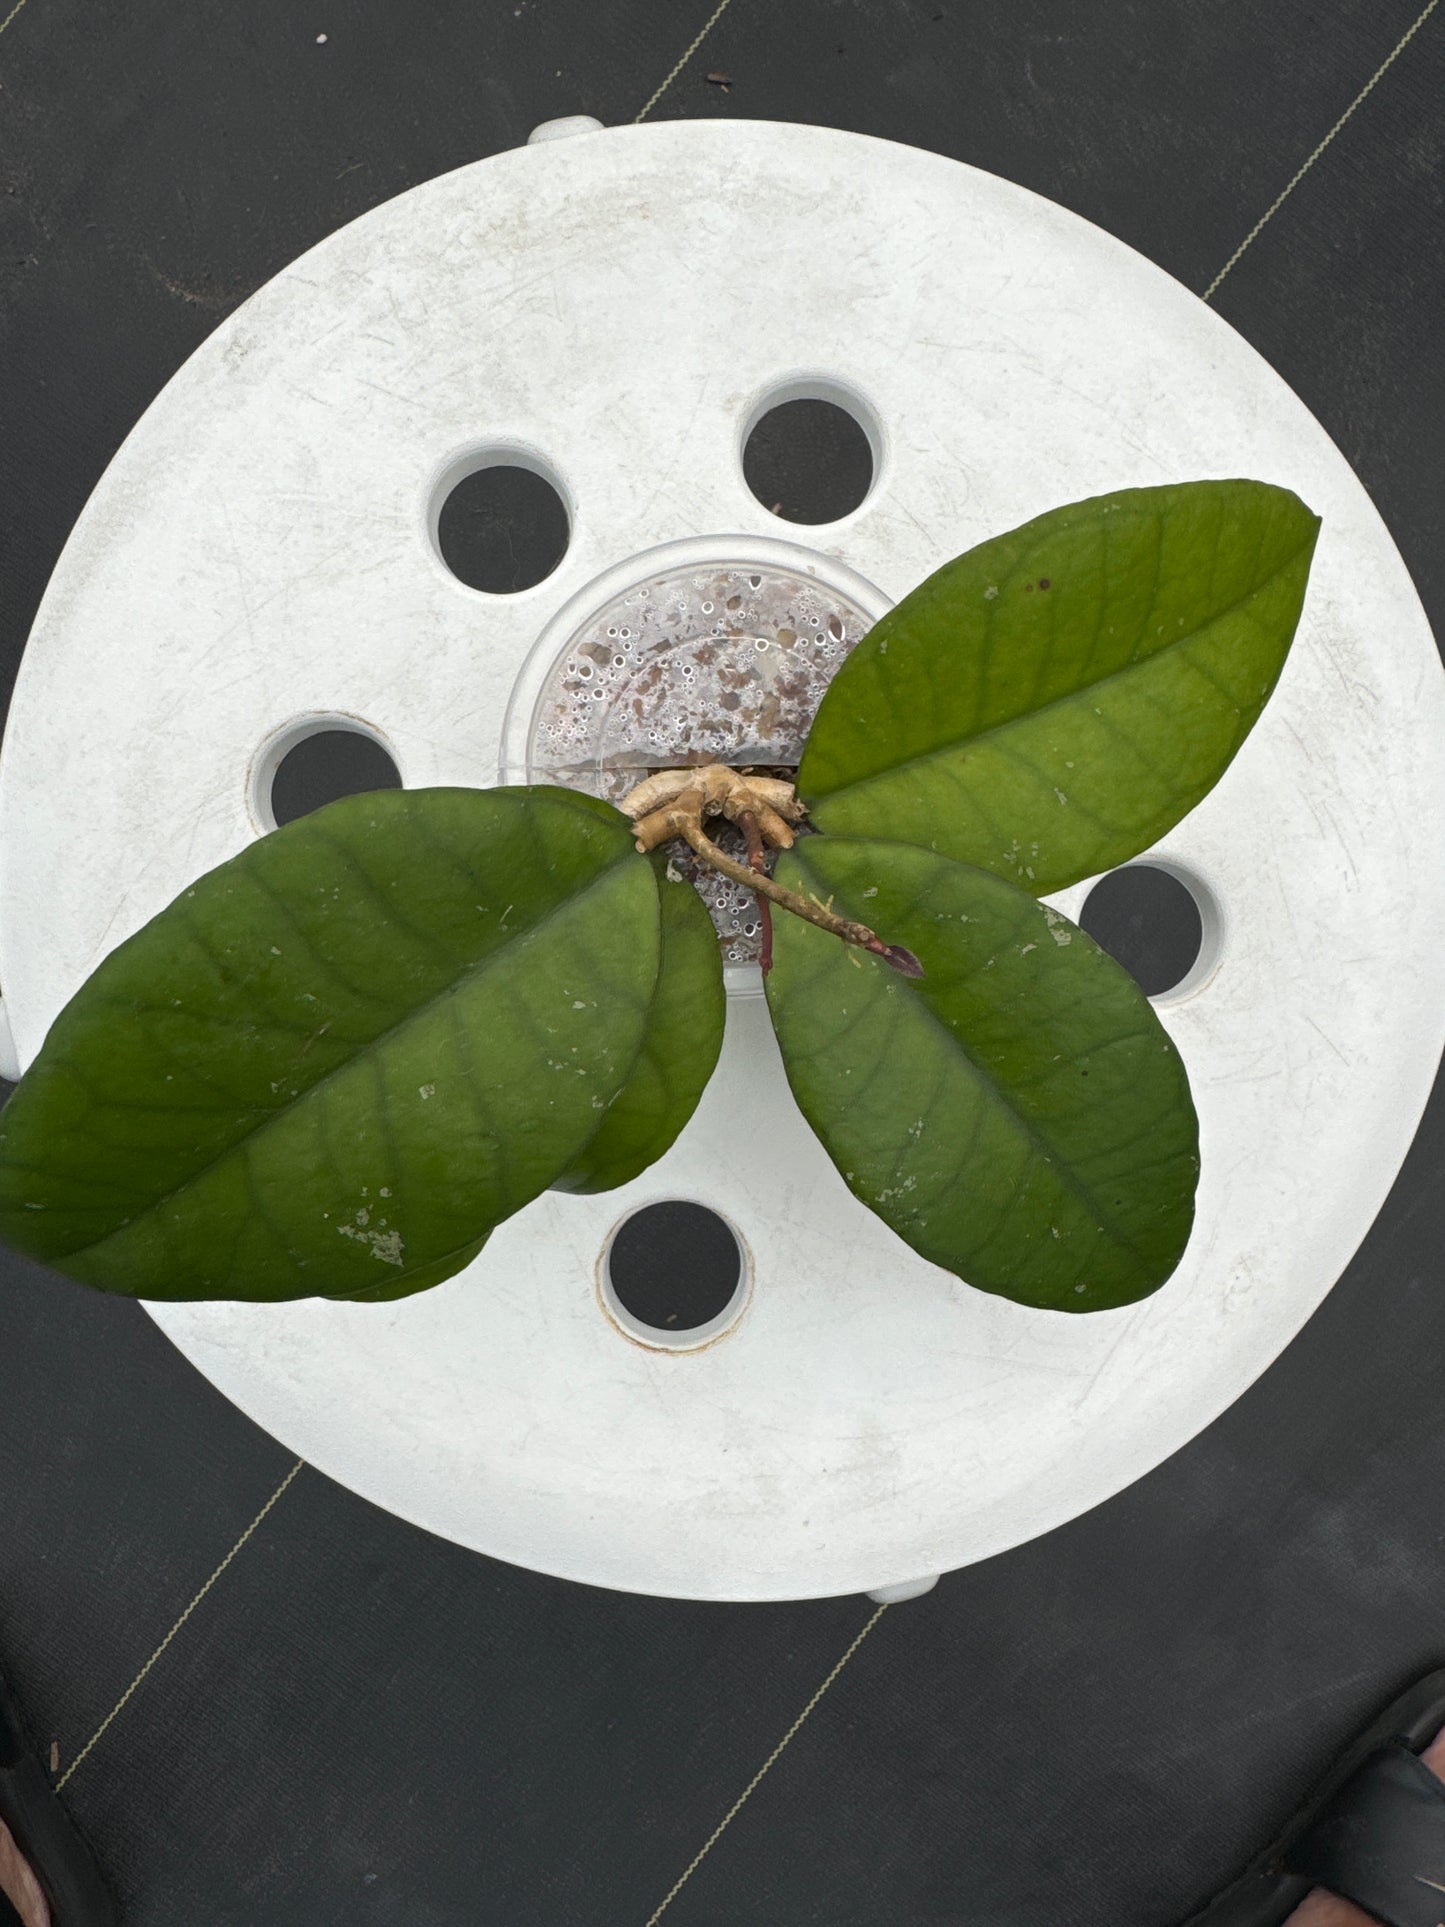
[0,480,1318,1313]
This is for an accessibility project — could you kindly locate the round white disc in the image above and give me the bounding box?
[2,121,1441,1599]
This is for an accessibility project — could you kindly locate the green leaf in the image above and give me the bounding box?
[0,787,661,1303]
[553,853,726,1194]
[326,1230,494,1303]
[766,837,1198,1311]
[799,480,1319,892]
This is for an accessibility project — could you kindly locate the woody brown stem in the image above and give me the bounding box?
[675,818,922,976]
[621,766,923,977]
[737,808,774,977]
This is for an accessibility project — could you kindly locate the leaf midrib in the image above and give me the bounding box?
[783,851,1187,1282]
[49,852,646,1265]
[806,530,1310,809]
[882,967,1169,1282]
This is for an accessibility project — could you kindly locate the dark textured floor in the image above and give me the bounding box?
[1,4,1443,1923]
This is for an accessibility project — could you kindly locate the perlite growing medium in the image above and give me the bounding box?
[525,558,874,963]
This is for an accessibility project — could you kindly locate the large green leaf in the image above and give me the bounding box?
[553,852,726,1194]
[0,787,661,1302]
[799,480,1319,892]
[766,837,1198,1311]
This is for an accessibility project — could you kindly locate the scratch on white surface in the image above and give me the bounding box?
[200,542,356,652]
[479,260,573,319]
[216,492,258,655]
[638,378,710,523]
[180,792,234,876]
[1034,365,1161,470]
[1316,628,1381,716]
[353,375,427,413]
[1070,1313,1142,1413]
[1312,795,1361,887]
[1304,1014,1350,1068]
[896,497,941,551]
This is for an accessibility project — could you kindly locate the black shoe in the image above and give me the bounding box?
[0,1670,116,1925]
[1184,1664,1445,1925]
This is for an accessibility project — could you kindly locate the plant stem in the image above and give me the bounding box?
[675,814,922,976]
[736,808,774,977]
[622,767,924,977]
